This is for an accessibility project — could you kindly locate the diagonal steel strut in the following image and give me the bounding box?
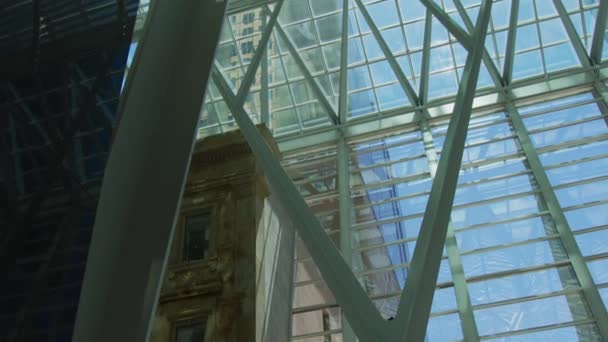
[216,0,493,340]
[392,0,493,340]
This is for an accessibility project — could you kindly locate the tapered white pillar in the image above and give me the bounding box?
[72,1,227,341]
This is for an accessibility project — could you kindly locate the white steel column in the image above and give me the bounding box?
[72,0,227,341]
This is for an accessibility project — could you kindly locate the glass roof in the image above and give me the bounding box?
[119,1,608,340]
[124,0,606,141]
[172,0,605,140]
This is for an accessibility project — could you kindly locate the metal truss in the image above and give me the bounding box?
[274,17,339,124]
[505,99,608,340]
[0,56,111,261]
[420,0,503,89]
[591,0,608,65]
[212,0,494,340]
[503,0,520,84]
[417,118,479,341]
[205,0,608,339]
[108,0,608,340]
[338,0,357,340]
[353,0,419,106]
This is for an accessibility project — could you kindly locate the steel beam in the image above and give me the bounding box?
[274,20,339,124]
[7,185,81,342]
[338,1,357,340]
[392,1,493,341]
[419,10,432,104]
[553,0,591,68]
[505,100,608,341]
[72,0,228,341]
[353,0,419,106]
[6,82,52,145]
[590,0,608,65]
[74,65,116,125]
[261,12,270,125]
[213,65,389,341]
[235,1,284,108]
[503,0,520,84]
[418,118,479,341]
[337,134,357,342]
[452,0,503,88]
[421,0,503,88]
[0,56,110,272]
[339,0,349,124]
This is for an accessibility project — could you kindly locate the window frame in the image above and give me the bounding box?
[182,212,211,262]
[171,317,207,342]
[174,203,218,265]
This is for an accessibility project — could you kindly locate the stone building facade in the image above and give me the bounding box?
[149,127,294,342]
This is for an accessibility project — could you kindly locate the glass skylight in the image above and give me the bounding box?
[123,1,608,341]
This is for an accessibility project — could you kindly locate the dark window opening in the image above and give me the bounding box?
[241,41,254,55]
[183,214,210,261]
[242,13,255,24]
[175,321,206,342]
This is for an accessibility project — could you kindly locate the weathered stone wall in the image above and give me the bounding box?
[150,127,293,342]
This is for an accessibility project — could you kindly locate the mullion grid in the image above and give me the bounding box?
[348,5,383,118]
[570,0,602,52]
[528,95,608,257]
[216,0,605,137]
[441,98,598,339]
[425,1,463,100]
[274,5,342,131]
[435,0,475,94]
[576,0,591,50]
[283,146,345,340]
[503,90,608,338]
[531,0,549,75]
[269,30,305,133]
[487,0,505,72]
[347,107,538,338]
[393,0,420,90]
[204,0,608,340]
[201,9,262,133]
[508,0,596,80]
[286,89,608,340]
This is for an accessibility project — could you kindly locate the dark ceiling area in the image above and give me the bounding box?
[0,1,139,340]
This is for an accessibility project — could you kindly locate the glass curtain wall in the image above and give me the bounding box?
[285,88,608,341]
[124,0,608,341]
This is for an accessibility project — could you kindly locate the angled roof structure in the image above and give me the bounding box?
[53,0,608,340]
[105,0,608,340]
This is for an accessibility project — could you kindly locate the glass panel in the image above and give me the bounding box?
[293,281,335,309]
[546,157,608,186]
[183,214,210,261]
[539,140,608,167]
[588,258,608,285]
[475,293,592,336]
[483,323,601,341]
[565,203,608,230]
[451,195,542,229]
[522,102,602,131]
[176,322,205,342]
[530,119,608,148]
[292,307,341,337]
[456,216,556,252]
[453,175,534,206]
[462,239,568,278]
[468,266,579,306]
[426,313,463,341]
[575,229,608,257]
[555,178,608,207]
